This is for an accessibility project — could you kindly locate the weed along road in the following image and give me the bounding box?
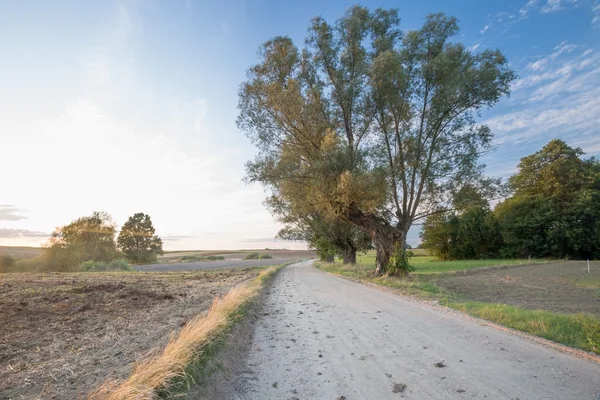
[214,260,600,400]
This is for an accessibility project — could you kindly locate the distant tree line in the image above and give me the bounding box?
[2,212,163,272]
[421,139,600,260]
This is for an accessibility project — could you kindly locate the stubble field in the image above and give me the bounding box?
[0,268,263,399]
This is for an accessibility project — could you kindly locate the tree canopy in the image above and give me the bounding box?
[44,211,118,270]
[271,194,372,264]
[421,139,600,260]
[239,6,514,274]
[496,139,600,259]
[117,213,164,264]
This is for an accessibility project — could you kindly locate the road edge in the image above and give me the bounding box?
[183,259,298,399]
[314,262,600,365]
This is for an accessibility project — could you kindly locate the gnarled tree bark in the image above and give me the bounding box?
[346,206,406,276]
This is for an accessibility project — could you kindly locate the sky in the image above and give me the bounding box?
[0,0,599,250]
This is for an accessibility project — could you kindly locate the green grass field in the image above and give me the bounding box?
[354,250,541,274]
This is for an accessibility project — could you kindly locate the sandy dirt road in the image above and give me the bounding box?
[215,260,600,400]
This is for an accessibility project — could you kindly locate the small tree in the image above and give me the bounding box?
[117,213,164,264]
[0,254,15,272]
[43,211,118,271]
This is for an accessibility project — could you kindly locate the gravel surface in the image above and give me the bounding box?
[216,260,600,400]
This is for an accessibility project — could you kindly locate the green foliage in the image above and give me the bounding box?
[239,6,515,275]
[421,206,504,260]
[496,139,600,259]
[117,213,164,264]
[81,258,132,272]
[269,194,372,265]
[181,255,204,262]
[421,139,600,261]
[244,252,260,260]
[387,243,415,276]
[43,211,118,271]
[244,253,272,260]
[206,255,225,260]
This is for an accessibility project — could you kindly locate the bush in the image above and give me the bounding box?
[258,254,272,259]
[0,255,15,272]
[206,255,225,260]
[81,259,132,272]
[244,252,260,260]
[11,257,44,272]
[181,255,204,262]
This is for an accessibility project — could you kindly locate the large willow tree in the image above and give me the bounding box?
[239,7,514,275]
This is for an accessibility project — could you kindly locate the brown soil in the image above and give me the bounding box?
[0,268,261,400]
[0,246,42,260]
[435,261,600,316]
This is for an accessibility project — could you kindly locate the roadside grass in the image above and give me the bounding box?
[316,261,600,355]
[447,301,600,354]
[89,263,286,400]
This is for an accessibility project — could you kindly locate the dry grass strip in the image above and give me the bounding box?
[88,266,279,399]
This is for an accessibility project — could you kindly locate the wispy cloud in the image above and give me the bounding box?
[540,0,578,13]
[480,0,593,34]
[0,206,27,221]
[162,235,194,241]
[0,228,49,238]
[468,41,482,52]
[520,0,540,17]
[484,43,600,150]
[593,2,600,27]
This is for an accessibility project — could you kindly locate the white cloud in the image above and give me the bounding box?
[541,0,578,13]
[593,2,600,27]
[480,25,490,34]
[469,41,482,52]
[484,0,594,33]
[484,44,600,148]
[520,0,540,17]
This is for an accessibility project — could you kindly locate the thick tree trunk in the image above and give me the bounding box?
[340,247,357,265]
[372,229,405,276]
[325,254,335,263]
[345,206,407,276]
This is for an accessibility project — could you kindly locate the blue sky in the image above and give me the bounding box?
[1,0,599,249]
